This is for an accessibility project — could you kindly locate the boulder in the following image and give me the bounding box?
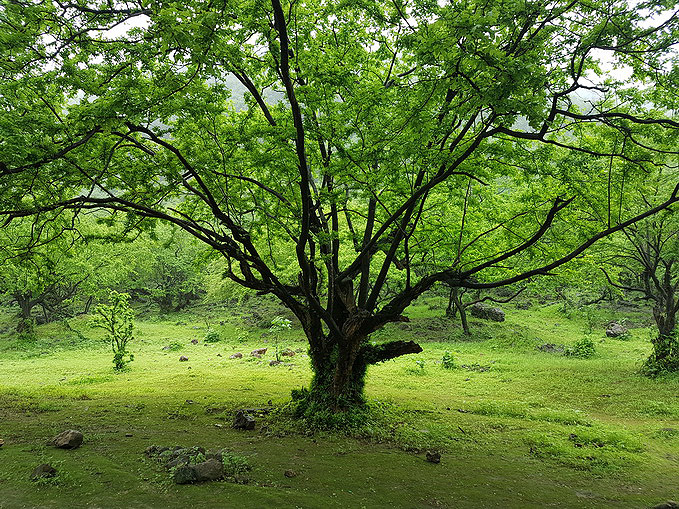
[193,459,224,481]
[606,322,628,337]
[233,410,256,430]
[179,355,189,362]
[251,348,267,356]
[280,349,295,357]
[50,430,83,449]
[173,459,224,484]
[31,464,56,481]
[230,352,243,359]
[269,360,282,366]
[652,502,679,509]
[425,451,441,464]
[470,303,505,322]
[284,469,298,478]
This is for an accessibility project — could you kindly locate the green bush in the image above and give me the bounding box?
[204,328,221,343]
[565,336,596,359]
[91,291,135,370]
[441,351,456,369]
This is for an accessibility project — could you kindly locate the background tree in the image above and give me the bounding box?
[602,176,679,372]
[1,0,678,412]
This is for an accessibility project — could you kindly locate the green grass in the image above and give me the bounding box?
[0,300,677,508]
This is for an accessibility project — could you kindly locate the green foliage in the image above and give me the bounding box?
[565,336,597,359]
[91,291,135,370]
[441,351,456,370]
[221,452,251,478]
[642,329,679,376]
[203,328,220,343]
[269,316,291,361]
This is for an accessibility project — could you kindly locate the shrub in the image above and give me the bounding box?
[91,291,135,370]
[565,336,596,359]
[441,351,456,369]
[204,328,221,343]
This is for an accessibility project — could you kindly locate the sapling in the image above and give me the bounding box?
[92,290,135,370]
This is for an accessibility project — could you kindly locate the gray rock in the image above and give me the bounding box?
[652,502,679,509]
[470,303,505,322]
[179,355,189,362]
[194,459,224,481]
[537,343,565,354]
[50,430,83,449]
[606,322,628,337]
[251,347,267,356]
[230,352,243,359]
[269,360,282,366]
[425,451,441,464]
[173,465,198,484]
[233,410,256,430]
[31,463,57,481]
[173,459,223,484]
[191,339,199,344]
[284,469,298,478]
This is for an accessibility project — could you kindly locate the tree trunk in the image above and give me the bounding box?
[299,327,423,415]
[15,293,35,333]
[649,289,678,370]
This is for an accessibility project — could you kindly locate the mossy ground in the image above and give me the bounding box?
[0,299,677,508]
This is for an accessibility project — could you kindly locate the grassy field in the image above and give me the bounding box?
[0,298,677,508]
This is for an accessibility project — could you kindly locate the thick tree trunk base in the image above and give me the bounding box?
[643,332,679,375]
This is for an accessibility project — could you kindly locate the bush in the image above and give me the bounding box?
[565,336,596,359]
[204,328,220,343]
[441,351,456,369]
[91,291,135,370]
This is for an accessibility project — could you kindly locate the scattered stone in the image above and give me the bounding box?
[470,303,505,322]
[251,347,267,356]
[516,301,533,310]
[606,322,628,338]
[537,343,565,354]
[49,430,83,449]
[179,355,189,362]
[216,353,222,357]
[269,360,282,366]
[162,346,171,351]
[125,433,133,437]
[425,451,441,464]
[173,465,198,484]
[0,438,4,447]
[193,459,224,482]
[31,464,56,481]
[230,352,243,359]
[280,348,296,357]
[284,469,298,478]
[652,502,679,509]
[191,339,199,344]
[233,410,256,430]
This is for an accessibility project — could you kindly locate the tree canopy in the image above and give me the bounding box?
[1,0,678,411]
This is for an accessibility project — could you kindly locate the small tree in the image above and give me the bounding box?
[92,291,135,371]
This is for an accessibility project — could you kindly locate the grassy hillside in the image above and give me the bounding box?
[0,299,677,508]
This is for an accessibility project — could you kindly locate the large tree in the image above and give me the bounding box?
[1,0,678,412]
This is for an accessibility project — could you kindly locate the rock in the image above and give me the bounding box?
[230,352,243,359]
[537,343,564,354]
[173,459,223,484]
[284,469,298,478]
[31,464,57,481]
[269,360,282,366]
[425,451,441,464]
[50,430,83,449]
[280,349,295,357]
[652,502,679,509]
[173,465,198,484]
[191,339,199,344]
[233,410,256,430]
[0,438,4,447]
[216,353,222,357]
[145,445,159,457]
[125,433,133,437]
[251,347,267,356]
[179,355,189,362]
[606,322,628,337]
[162,346,171,351]
[193,459,224,481]
[470,303,505,322]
